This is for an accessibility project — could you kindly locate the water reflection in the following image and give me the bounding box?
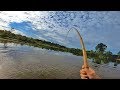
[0,43,120,79]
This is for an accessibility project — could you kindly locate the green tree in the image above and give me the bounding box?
[94,43,108,64]
[105,51,113,60]
[95,43,107,54]
[117,51,120,58]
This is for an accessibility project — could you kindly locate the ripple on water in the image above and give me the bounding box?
[0,43,120,79]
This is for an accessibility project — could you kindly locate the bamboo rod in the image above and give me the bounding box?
[65,27,89,69]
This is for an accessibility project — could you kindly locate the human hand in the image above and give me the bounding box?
[80,65,100,79]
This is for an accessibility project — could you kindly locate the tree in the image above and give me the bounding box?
[117,51,120,58]
[105,51,113,60]
[95,43,107,54]
[94,43,108,64]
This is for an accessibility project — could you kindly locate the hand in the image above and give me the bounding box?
[80,65,100,79]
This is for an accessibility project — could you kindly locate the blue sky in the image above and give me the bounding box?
[0,11,120,54]
[9,21,39,38]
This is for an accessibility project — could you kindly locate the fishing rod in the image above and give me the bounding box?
[65,27,89,69]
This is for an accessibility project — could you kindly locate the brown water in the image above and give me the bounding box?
[0,43,120,79]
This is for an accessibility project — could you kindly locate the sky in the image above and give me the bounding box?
[0,11,120,54]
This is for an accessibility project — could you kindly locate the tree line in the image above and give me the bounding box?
[0,30,120,65]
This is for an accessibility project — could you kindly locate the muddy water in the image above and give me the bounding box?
[0,43,120,79]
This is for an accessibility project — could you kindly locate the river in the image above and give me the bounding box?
[0,43,120,79]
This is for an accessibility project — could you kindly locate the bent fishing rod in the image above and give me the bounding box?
[65,27,89,69]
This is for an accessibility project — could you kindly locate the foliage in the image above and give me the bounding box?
[117,51,120,58]
[95,43,107,54]
[0,30,118,64]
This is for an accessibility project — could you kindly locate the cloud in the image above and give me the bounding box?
[11,29,26,36]
[0,11,120,54]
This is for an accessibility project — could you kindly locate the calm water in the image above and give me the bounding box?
[0,43,120,79]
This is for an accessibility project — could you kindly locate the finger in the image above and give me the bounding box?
[81,77,87,79]
[81,76,89,79]
[82,65,85,69]
[83,77,89,79]
[80,74,88,77]
[81,76,87,79]
[80,74,88,78]
[80,70,86,74]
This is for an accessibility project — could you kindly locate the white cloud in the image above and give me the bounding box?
[0,11,50,30]
[35,34,48,41]
[0,11,120,54]
[11,29,26,36]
